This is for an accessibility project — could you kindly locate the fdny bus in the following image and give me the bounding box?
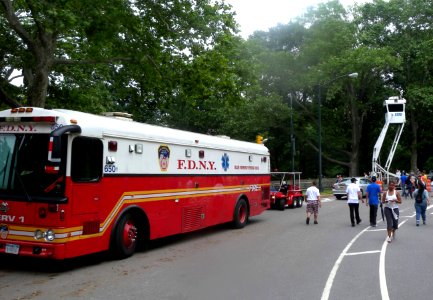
[0,107,270,259]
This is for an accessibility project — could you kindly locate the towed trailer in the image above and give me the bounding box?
[270,172,304,210]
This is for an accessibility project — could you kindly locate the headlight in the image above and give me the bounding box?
[34,229,55,241]
[45,229,55,241]
[34,229,44,240]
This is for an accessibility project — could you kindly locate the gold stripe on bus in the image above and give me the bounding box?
[3,182,270,244]
[99,185,254,230]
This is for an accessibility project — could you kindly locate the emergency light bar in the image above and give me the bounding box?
[11,107,33,113]
[0,107,58,123]
[0,116,58,123]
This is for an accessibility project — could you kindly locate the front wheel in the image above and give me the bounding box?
[111,213,138,259]
[233,199,249,228]
[278,198,286,211]
[297,197,303,207]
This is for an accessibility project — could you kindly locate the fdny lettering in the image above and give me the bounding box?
[0,125,37,132]
[0,215,15,222]
[177,160,216,170]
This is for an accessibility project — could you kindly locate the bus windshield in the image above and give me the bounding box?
[0,134,66,201]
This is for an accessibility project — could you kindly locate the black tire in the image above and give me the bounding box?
[278,198,286,210]
[288,197,295,209]
[233,199,249,228]
[336,195,342,200]
[111,213,138,259]
[297,197,303,207]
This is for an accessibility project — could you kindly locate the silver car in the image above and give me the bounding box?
[332,177,369,200]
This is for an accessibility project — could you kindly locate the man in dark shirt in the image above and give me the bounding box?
[400,171,407,197]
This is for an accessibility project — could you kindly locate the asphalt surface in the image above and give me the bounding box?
[0,194,432,300]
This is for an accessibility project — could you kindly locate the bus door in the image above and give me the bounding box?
[69,137,103,226]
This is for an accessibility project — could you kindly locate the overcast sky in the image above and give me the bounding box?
[224,0,372,38]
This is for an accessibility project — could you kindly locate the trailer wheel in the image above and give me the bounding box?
[278,198,285,210]
[233,199,249,228]
[111,213,138,259]
[290,198,296,209]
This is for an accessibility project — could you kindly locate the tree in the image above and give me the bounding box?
[356,0,433,172]
[0,0,239,112]
[247,0,402,176]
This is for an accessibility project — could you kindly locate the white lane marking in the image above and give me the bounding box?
[379,218,408,300]
[368,229,387,232]
[345,250,381,256]
[320,226,371,300]
[379,236,389,300]
[321,206,415,300]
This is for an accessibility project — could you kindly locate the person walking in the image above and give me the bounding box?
[400,171,407,197]
[405,174,414,199]
[305,181,321,225]
[346,177,364,227]
[413,181,430,226]
[381,181,402,243]
[366,176,382,227]
[420,171,428,187]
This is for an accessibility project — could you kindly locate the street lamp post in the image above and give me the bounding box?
[318,72,358,192]
[290,95,295,172]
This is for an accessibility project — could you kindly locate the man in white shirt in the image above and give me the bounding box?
[305,181,321,225]
[346,178,364,227]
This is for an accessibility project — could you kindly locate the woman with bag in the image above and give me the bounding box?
[413,181,430,226]
[382,181,402,243]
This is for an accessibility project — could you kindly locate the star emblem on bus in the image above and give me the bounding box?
[221,153,229,171]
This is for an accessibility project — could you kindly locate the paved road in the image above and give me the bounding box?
[1,196,431,300]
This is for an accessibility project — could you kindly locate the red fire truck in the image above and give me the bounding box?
[0,107,270,260]
[269,172,304,210]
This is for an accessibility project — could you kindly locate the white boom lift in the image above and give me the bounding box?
[372,96,406,183]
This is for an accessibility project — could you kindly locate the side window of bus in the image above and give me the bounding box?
[71,137,103,182]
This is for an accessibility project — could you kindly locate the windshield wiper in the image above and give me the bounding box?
[13,136,32,202]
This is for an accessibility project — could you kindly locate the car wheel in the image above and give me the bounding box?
[335,195,342,200]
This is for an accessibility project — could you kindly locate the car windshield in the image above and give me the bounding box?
[0,134,66,200]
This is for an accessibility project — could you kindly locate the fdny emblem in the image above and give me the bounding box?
[158,145,170,171]
[0,202,8,213]
[221,153,230,171]
[0,224,8,239]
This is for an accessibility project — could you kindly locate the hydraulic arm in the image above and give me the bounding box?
[371,97,406,182]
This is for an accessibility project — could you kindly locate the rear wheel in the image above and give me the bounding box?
[111,213,138,259]
[233,199,249,228]
[297,197,303,207]
[335,195,342,200]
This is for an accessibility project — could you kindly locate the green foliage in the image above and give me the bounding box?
[2,0,433,178]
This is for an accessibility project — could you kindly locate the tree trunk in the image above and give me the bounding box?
[26,30,56,108]
[27,63,50,108]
